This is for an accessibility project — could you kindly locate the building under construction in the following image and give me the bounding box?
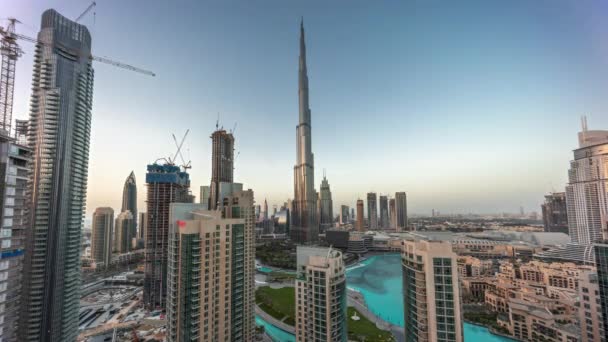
[144,163,191,309]
[209,129,234,210]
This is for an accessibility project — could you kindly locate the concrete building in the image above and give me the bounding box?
[566,119,608,246]
[114,210,134,254]
[339,205,349,225]
[595,243,608,341]
[367,192,378,230]
[121,171,137,238]
[578,270,605,342]
[356,199,364,231]
[19,9,94,341]
[91,207,114,268]
[541,192,568,235]
[295,246,347,342]
[396,192,408,231]
[209,129,234,210]
[389,198,397,228]
[402,239,463,342]
[166,190,255,342]
[379,195,389,229]
[144,163,191,309]
[318,174,333,232]
[0,132,30,341]
[291,20,319,244]
[199,185,210,207]
[138,212,147,240]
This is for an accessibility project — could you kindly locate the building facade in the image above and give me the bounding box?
[291,20,319,244]
[379,195,389,229]
[396,192,408,231]
[144,163,191,309]
[595,243,608,342]
[199,185,210,207]
[0,132,30,340]
[541,192,568,235]
[209,129,234,210]
[389,198,397,229]
[340,205,349,225]
[578,270,605,342]
[356,199,364,231]
[114,210,134,254]
[295,246,347,342]
[138,212,147,240]
[367,192,378,230]
[19,9,94,341]
[566,123,608,245]
[166,190,255,342]
[121,171,137,237]
[91,207,114,268]
[318,175,333,232]
[402,239,463,342]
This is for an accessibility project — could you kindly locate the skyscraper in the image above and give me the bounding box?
[566,119,608,245]
[402,239,463,342]
[263,198,268,220]
[144,163,191,309]
[379,195,389,229]
[389,198,397,228]
[541,192,568,234]
[138,212,147,240]
[20,9,94,341]
[318,174,333,231]
[209,129,234,210]
[396,192,408,231]
[0,130,30,341]
[577,269,605,342]
[295,246,347,342]
[114,210,134,254]
[91,207,114,268]
[356,199,364,231]
[594,243,608,341]
[121,171,137,237]
[292,20,318,244]
[340,205,349,225]
[367,192,378,230]
[199,185,210,208]
[167,190,255,342]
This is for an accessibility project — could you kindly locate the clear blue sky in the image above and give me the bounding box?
[5,0,608,217]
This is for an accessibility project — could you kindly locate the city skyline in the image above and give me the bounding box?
[6,0,608,217]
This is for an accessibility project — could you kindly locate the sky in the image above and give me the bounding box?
[4,0,608,218]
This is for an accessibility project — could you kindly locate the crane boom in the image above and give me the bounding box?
[75,2,96,22]
[2,28,155,77]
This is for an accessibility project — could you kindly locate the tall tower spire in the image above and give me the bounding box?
[292,19,318,244]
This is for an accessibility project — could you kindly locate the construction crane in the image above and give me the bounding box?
[169,129,191,170]
[0,15,155,134]
[0,18,22,132]
[75,1,96,22]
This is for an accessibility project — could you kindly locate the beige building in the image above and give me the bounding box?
[457,256,494,278]
[295,246,347,342]
[166,189,255,342]
[402,239,463,342]
[114,210,134,254]
[356,199,364,231]
[507,298,579,341]
[91,207,114,268]
[578,270,605,342]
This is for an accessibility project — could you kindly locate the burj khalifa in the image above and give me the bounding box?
[291,19,319,244]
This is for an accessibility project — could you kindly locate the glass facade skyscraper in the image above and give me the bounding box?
[19,9,94,341]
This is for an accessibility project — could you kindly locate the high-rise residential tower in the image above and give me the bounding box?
[541,192,568,234]
[594,243,608,341]
[295,246,347,342]
[138,212,147,240]
[199,185,210,208]
[114,210,134,254]
[0,131,30,341]
[292,20,318,244]
[356,199,364,231]
[91,207,114,268]
[318,174,333,231]
[121,171,137,237]
[396,192,408,231]
[20,9,94,341]
[209,129,234,210]
[577,269,605,342]
[402,239,463,342]
[340,205,349,225]
[379,195,389,229]
[566,119,608,245]
[167,189,255,342]
[144,163,191,309]
[367,192,378,230]
[389,198,397,228]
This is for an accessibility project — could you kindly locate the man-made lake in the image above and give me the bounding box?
[256,253,515,341]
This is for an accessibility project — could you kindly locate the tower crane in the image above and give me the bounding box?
[75,2,96,22]
[0,16,155,133]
